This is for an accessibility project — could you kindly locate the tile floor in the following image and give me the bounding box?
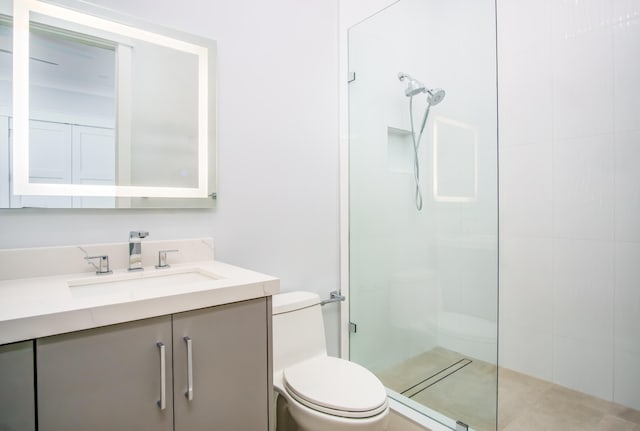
[498,368,640,431]
[375,348,640,431]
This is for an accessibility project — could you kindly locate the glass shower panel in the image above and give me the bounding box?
[348,0,498,430]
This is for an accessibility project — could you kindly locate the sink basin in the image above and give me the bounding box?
[68,267,222,298]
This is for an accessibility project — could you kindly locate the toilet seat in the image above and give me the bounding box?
[283,356,388,419]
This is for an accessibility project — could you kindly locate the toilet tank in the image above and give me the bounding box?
[272,292,327,373]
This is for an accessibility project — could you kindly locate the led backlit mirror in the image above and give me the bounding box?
[0,0,217,208]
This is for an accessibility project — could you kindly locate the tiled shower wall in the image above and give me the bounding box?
[498,0,640,410]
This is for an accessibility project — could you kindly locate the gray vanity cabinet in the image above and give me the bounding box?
[34,297,272,431]
[0,340,36,431]
[36,315,174,431]
[173,297,270,431]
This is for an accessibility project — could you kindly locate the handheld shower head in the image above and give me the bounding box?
[399,73,446,211]
[398,72,426,97]
[427,88,446,105]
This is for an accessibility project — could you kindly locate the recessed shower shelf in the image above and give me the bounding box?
[387,126,413,174]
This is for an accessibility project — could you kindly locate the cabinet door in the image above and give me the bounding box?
[0,340,36,431]
[11,120,73,208]
[71,125,116,208]
[37,316,173,431]
[173,298,270,431]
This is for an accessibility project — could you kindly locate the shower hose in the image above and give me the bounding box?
[409,96,431,211]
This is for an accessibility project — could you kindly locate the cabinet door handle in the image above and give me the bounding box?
[184,336,194,401]
[157,342,166,410]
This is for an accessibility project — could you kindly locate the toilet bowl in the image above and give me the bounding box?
[272,291,389,431]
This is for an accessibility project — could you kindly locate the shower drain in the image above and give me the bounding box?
[400,358,473,398]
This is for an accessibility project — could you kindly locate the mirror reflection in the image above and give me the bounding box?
[0,0,216,208]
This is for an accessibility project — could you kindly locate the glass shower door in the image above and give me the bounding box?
[348,1,498,429]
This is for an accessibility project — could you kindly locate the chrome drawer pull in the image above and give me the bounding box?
[157,342,166,410]
[185,336,193,401]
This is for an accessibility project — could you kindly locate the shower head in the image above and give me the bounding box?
[427,88,446,105]
[398,72,426,97]
[398,72,446,104]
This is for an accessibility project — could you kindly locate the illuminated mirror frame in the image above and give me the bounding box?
[12,0,210,198]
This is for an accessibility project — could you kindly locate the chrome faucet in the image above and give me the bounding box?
[84,255,112,275]
[128,231,149,271]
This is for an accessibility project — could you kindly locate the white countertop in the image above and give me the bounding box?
[0,259,280,344]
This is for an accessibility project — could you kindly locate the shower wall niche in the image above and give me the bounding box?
[387,127,413,175]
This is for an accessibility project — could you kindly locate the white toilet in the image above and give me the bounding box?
[272,291,389,431]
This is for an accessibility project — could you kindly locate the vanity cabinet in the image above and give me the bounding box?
[36,297,270,431]
[173,298,269,430]
[0,340,36,431]
[37,315,174,431]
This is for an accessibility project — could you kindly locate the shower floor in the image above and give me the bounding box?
[375,348,640,431]
[375,348,497,430]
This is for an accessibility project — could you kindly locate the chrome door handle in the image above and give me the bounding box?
[185,336,193,401]
[157,342,166,410]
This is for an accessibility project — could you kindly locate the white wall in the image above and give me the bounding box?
[0,0,342,355]
[498,0,640,410]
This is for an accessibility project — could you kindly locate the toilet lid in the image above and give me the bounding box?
[283,356,388,419]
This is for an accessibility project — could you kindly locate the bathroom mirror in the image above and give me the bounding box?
[0,0,217,208]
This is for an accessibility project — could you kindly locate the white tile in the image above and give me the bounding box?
[614,347,640,411]
[500,144,553,237]
[497,0,552,56]
[499,236,554,381]
[498,50,552,148]
[553,334,614,401]
[551,0,614,140]
[500,237,553,328]
[613,0,640,133]
[500,322,553,382]
[453,247,498,321]
[497,0,552,150]
[552,135,615,240]
[615,131,640,242]
[552,239,614,342]
[614,241,640,353]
